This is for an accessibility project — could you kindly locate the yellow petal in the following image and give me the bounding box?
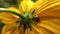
[36,2,60,34]
[32,24,53,34]
[2,24,24,34]
[0,12,19,25]
[38,19,60,34]
[34,0,60,15]
[19,0,35,13]
[0,7,20,24]
[34,0,60,34]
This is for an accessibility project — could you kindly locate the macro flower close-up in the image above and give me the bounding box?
[0,0,60,34]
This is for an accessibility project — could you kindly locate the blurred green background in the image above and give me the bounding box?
[0,0,38,8]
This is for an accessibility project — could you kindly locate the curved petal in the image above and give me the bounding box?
[37,19,60,34]
[38,4,60,17]
[33,0,60,34]
[2,24,19,34]
[34,0,60,15]
[32,24,54,34]
[19,0,35,14]
[2,24,24,34]
[0,12,19,24]
[0,8,19,24]
[36,1,60,34]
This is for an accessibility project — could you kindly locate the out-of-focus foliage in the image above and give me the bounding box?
[0,0,22,8]
[0,0,9,8]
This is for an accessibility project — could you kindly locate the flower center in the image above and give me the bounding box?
[17,12,39,32]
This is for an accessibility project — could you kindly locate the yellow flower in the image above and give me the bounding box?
[0,0,60,34]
